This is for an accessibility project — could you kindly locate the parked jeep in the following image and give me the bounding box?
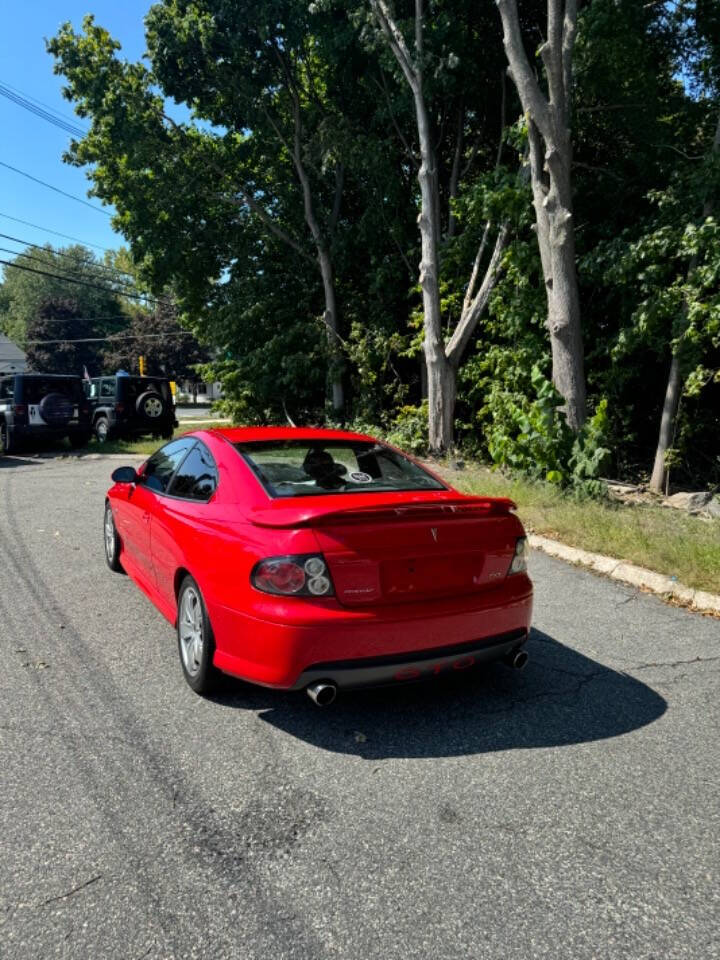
[0,374,91,455]
[86,375,177,443]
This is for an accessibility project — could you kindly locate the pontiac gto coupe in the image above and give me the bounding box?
[104,427,533,704]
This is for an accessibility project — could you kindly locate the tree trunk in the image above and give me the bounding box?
[544,136,586,430]
[291,91,345,416]
[316,245,344,415]
[650,354,681,494]
[426,349,456,453]
[648,109,720,493]
[497,0,586,431]
[414,92,450,452]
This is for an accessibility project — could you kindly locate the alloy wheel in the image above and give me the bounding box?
[178,586,204,678]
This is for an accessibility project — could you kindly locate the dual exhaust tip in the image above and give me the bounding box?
[305,649,528,707]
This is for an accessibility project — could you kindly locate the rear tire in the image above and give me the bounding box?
[0,421,13,456]
[177,575,219,695]
[104,501,123,572]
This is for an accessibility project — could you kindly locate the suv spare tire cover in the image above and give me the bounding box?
[39,392,74,426]
[136,390,165,419]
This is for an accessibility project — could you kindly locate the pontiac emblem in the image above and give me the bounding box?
[430,527,438,542]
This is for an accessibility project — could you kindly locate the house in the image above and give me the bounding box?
[175,378,223,404]
[0,334,27,374]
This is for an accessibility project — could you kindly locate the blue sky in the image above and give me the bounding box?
[0,1,152,262]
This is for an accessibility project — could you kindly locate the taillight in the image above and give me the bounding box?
[507,537,529,575]
[115,402,124,414]
[251,554,334,597]
[13,404,27,416]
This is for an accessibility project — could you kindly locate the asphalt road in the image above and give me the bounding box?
[1,455,718,960]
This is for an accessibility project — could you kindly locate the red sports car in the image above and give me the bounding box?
[104,428,533,704]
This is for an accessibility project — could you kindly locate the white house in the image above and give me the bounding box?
[0,334,27,374]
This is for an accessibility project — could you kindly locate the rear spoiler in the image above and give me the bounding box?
[248,496,517,529]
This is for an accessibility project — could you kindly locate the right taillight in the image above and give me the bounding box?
[508,537,529,575]
[251,554,335,597]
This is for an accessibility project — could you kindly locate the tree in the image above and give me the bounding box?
[0,244,128,345]
[648,1,720,492]
[496,0,586,431]
[49,4,392,416]
[365,0,513,452]
[102,301,210,381]
[25,298,106,375]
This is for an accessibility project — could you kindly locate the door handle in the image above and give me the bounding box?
[142,512,151,523]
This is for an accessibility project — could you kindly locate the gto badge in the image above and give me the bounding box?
[430,527,438,542]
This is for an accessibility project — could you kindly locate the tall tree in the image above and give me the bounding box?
[496,0,586,431]
[649,1,720,491]
[48,3,385,416]
[366,0,511,453]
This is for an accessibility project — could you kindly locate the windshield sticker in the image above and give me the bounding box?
[349,471,372,483]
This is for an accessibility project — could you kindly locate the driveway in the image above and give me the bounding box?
[0,456,717,960]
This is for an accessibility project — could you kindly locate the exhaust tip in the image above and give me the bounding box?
[503,648,529,670]
[512,650,529,670]
[306,681,337,707]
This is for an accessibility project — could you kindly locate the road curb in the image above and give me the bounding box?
[529,533,720,617]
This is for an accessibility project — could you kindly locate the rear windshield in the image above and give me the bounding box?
[235,440,446,498]
[20,377,82,403]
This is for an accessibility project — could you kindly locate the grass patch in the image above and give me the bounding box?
[437,461,720,595]
[23,422,234,459]
[87,421,232,456]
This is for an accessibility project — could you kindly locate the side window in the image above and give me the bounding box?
[0,379,13,401]
[168,442,218,502]
[100,379,116,399]
[141,438,194,494]
[87,380,99,399]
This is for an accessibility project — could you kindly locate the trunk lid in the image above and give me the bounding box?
[249,495,521,606]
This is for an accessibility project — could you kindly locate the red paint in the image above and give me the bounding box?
[107,427,532,690]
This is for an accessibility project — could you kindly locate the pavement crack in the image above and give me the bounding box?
[41,874,102,907]
[633,656,720,671]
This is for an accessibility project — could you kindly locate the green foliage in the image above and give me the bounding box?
[385,402,429,455]
[485,366,610,495]
[42,0,720,491]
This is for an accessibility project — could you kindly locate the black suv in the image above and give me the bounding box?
[86,375,177,443]
[0,374,91,455]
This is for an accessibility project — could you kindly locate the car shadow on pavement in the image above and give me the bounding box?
[0,454,49,468]
[209,628,667,759]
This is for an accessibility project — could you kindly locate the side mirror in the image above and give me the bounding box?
[111,466,139,484]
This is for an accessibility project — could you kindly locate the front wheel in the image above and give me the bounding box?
[94,417,110,443]
[104,501,123,572]
[177,575,219,695]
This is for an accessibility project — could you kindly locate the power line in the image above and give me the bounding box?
[0,79,86,128]
[0,82,87,138]
[0,258,168,306]
[0,212,114,253]
[0,161,112,216]
[20,332,194,346]
[0,248,157,300]
[0,236,145,289]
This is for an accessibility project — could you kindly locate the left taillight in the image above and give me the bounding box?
[251,554,335,597]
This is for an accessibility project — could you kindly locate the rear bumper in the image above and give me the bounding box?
[291,628,528,690]
[210,575,533,689]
